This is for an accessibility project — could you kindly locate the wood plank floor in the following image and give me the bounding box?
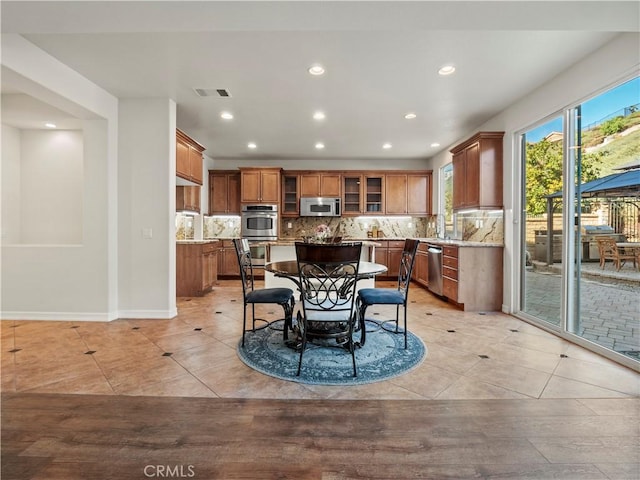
[2,393,639,479]
[2,280,639,479]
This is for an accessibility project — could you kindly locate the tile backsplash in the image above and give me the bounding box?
[176,211,503,243]
[278,216,433,239]
[456,210,504,243]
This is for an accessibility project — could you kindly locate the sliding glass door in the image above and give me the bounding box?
[519,76,639,365]
[521,116,565,327]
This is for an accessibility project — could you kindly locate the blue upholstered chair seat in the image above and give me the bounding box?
[358,288,404,306]
[356,239,420,350]
[246,287,294,304]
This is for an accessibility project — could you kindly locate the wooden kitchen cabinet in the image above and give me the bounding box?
[299,172,341,197]
[240,167,281,204]
[431,242,503,311]
[364,175,384,214]
[209,171,240,214]
[373,240,405,279]
[176,186,201,213]
[176,241,219,297]
[407,173,431,215]
[342,174,364,216]
[384,174,407,214]
[450,131,503,211]
[413,242,428,288]
[282,174,299,216]
[384,172,432,215]
[176,129,205,185]
[442,245,459,302]
[218,240,240,277]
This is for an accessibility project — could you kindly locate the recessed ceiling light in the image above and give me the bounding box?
[438,65,456,76]
[404,113,417,120]
[430,142,441,148]
[383,143,392,149]
[313,111,326,120]
[315,142,325,149]
[220,111,233,120]
[45,122,57,128]
[308,65,325,76]
[247,142,257,149]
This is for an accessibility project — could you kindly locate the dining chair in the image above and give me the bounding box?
[596,237,636,271]
[294,242,362,377]
[233,239,295,347]
[357,238,420,349]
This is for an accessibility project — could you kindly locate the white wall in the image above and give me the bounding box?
[427,33,640,313]
[19,130,83,244]
[1,125,21,244]
[117,98,177,319]
[1,34,119,320]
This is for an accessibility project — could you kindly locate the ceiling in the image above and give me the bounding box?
[1,1,638,161]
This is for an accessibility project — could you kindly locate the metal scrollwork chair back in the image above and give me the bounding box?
[357,239,420,349]
[294,242,362,377]
[233,239,295,347]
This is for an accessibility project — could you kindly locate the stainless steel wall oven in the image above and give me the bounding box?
[241,204,278,241]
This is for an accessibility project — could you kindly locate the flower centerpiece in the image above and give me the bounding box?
[314,223,331,243]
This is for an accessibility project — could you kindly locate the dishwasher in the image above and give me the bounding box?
[427,245,443,296]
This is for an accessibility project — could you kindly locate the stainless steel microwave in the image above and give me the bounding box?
[300,197,341,217]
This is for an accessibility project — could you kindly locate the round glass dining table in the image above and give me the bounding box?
[264,260,388,348]
[265,260,388,281]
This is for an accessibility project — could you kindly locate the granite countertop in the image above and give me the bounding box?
[415,237,504,247]
[266,239,382,247]
[176,239,221,244]
[180,237,503,248]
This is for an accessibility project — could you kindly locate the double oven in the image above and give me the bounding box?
[240,204,278,268]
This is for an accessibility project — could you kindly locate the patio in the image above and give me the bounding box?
[526,260,639,361]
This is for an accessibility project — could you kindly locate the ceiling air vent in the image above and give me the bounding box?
[193,88,231,98]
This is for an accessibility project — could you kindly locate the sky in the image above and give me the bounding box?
[526,76,639,142]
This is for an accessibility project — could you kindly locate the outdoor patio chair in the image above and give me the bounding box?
[596,236,636,271]
[234,238,295,347]
[294,242,362,377]
[356,238,420,349]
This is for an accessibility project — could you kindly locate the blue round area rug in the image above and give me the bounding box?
[237,320,427,385]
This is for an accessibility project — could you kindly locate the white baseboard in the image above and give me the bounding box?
[0,311,115,322]
[1,308,178,322]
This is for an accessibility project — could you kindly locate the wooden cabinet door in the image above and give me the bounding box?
[342,175,363,215]
[241,169,280,203]
[374,241,389,271]
[259,170,281,203]
[210,173,241,214]
[452,151,466,210]
[407,174,430,215]
[385,241,406,279]
[240,170,262,203]
[320,174,341,196]
[209,174,229,214]
[299,173,321,197]
[176,139,190,180]
[364,176,384,214]
[387,247,404,278]
[176,186,200,213]
[384,174,407,214]
[189,148,203,185]
[414,248,428,287]
[227,174,241,213]
[282,174,299,216]
[464,142,481,208]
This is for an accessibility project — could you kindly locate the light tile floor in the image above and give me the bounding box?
[1,280,638,400]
